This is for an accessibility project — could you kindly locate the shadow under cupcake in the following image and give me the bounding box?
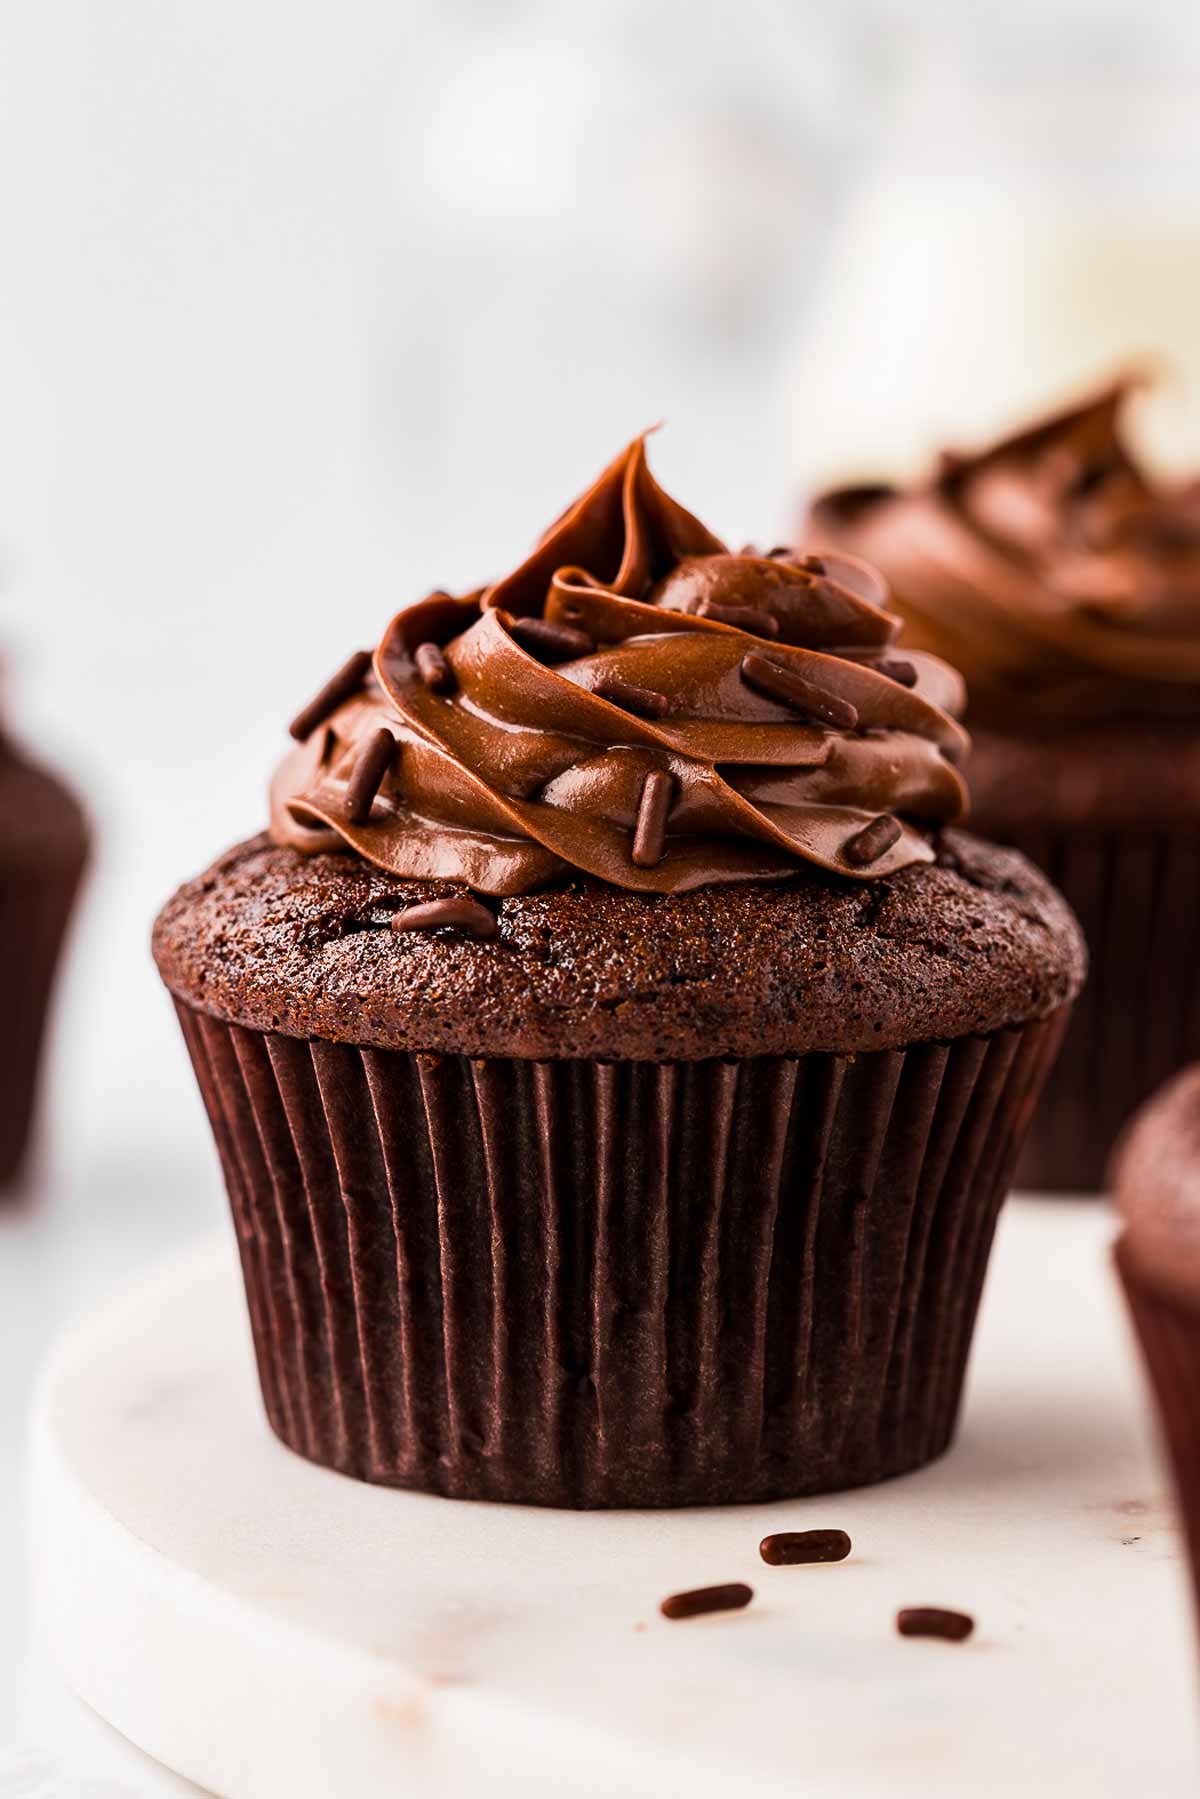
[810,378,1200,1193]
[153,436,1084,1507]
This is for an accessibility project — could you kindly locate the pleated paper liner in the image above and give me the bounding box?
[1115,1238,1200,1627]
[975,825,1200,1194]
[0,856,87,1189]
[175,999,1069,1509]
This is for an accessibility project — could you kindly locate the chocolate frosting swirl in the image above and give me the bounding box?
[271,435,968,896]
[811,380,1200,721]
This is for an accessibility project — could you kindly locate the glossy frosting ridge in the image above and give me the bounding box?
[272,435,968,896]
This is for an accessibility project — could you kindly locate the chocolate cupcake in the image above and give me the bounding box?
[811,379,1200,1191]
[1112,1067,1200,1628]
[0,718,89,1188]
[153,436,1084,1507]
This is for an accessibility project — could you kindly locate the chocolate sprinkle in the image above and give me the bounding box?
[824,649,918,686]
[391,896,498,940]
[631,770,675,868]
[343,729,397,825]
[897,1607,974,1642]
[873,657,919,688]
[697,600,780,638]
[759,1529,851,1566]
[660,1582,753,1622]
[740,652,859,730]
[288,650,372,742]
[509,615,594,662]
[844,815,902,867]
[415,642,453,693]
[595,677,671,720]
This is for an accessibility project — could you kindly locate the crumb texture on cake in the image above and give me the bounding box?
[153,829,1084,1060]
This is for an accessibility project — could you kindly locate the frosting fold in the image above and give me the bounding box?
[272,435,968,895]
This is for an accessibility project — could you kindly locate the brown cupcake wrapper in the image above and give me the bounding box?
[0,856,87,1190]
[174,1000,1068,1508]
[1115,1239,1200,1625]
[975,824,1200,1194]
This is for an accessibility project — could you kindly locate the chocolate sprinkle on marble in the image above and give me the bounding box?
[660,1583,753,1622]
[595,677,671,719]
[740,651,859,730]
[391,896,498,940]
[509,615,594,662]
[288,650,372,742]
[844,815,902,867]
[896,1607,974,1642]
[631,769,675,868]
[415,642,453,693]
[343,729,397,825]
[697,600,780,638]
[759,1529,852,1566]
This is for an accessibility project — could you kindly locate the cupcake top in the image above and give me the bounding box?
[810,380,1200,723]
[1113,1066,1200,1306]
[272,434,968,898]
[154,828,1083,1059]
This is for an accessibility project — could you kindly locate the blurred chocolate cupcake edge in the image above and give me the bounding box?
[0,725,89,1189]
[1112,1066,1200,1630]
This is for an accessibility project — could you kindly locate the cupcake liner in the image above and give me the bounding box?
[978,825,1200,1194]
[1115,1240,1200,1624]
[0,858,86,1189]
[174,999,1068,1508]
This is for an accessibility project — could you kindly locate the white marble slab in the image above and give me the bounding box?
[27,1200,1200,1798]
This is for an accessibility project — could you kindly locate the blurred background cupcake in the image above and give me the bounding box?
[808,379,1200,1192]
[1112,1067,1200,1635]
[784,11,1200,1194]
[0,663,88,1192]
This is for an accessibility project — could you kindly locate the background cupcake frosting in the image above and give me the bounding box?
[811,381,1200,720]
